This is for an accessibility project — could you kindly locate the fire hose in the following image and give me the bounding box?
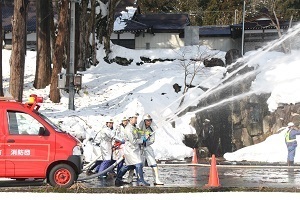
[77,157,124,181]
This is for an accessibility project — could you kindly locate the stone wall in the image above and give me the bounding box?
[181,56,300,157]
[183,94,300,157]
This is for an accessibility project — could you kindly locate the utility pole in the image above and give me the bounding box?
[241,0,246,56]
[69,0,80,110]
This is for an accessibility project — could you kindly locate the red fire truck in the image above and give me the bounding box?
[0,95,84,188]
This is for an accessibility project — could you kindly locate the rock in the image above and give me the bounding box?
[203,58,225,67]
[225,49,242,65]
[173,83,181,93]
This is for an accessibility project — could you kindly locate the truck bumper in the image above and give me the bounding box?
[68,155,84,174]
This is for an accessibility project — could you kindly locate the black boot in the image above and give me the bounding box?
[115,165,130,187]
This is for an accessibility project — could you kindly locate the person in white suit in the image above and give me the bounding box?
[138,113,163,185]
[115,113,150,187]
[95,116,116,178]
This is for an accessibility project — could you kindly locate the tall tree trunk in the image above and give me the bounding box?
[74,3,79,72]
[104,0,121,56]
[0,1,3,96]
[34,0,51,89]
[9,0,28,102]
[90,0,97,65]
[50,1,56,61]
[78,0,88,71]
[50,0,69,103]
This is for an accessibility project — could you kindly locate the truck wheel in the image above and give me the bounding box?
[48,164,76,188]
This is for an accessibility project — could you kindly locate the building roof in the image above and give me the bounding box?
[231,20,291,30]
[114,0,138,17]
[114,13,190,33]
[134,13,190,31]
[115,19,149,33]
[199,26,231,37]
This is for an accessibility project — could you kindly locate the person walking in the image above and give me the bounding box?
[138,113,164,185]
[115,113,150,187]
[95,116,116,178]
[285,122,300,166]
[114,116,128,174]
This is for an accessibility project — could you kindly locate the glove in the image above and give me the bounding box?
[142,136,147,142]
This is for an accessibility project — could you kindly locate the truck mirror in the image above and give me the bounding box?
[39,127,49,136]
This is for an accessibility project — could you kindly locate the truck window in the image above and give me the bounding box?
[7,111,45,135]
[36,112,64,132]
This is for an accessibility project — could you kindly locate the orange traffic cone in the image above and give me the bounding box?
[205,154,221,188]
[192,148,198,164]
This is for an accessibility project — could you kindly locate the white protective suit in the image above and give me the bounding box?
[138,120,157,166]
[113,123,127,160]
[138,116,164,185]
[94,125,116,160]
[123,123,143,165]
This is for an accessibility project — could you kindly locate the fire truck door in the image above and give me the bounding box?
[5,111,53,177]
[0,133,4,176]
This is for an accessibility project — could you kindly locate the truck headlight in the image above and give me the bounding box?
[73,145,83,155]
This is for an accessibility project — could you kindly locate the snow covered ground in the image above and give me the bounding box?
[2,22,300,165]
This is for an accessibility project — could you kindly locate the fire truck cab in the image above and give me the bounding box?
[0,95,84,188]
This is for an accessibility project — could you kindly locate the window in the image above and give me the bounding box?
[8,111,45,135]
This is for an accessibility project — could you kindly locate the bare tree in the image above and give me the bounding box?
[269,0,290,53]
[49,0,69,103]
[177,46,221,107]
[34,0,51,89]
[247,0,291,53]
[9,0,28,101]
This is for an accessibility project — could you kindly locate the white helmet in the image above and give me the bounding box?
[121,116,129,121]
[288,122,295,127]
[143,114,152,120]
[128,112,139,119]
[105,116,114,123]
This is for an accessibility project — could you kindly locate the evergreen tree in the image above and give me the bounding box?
[50,0,69,103]
[10,0,28,101]
[34,0,51,89]
[204,0,243,25]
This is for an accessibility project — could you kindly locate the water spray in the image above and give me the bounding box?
[163,22,300,124]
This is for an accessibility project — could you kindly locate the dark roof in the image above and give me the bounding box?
[114,0,139,17]
[114,13,191,33]
[199,26,231,37]
[116,19,149,33]
[134,14,190,31]
[231,20,291,30]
